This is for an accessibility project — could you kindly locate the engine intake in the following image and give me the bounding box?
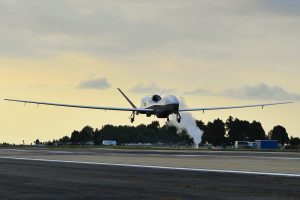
[152,95,161,102]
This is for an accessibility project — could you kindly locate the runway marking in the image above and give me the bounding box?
[0,156,300,178]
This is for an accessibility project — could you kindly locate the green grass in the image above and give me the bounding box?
[0,144,299,152]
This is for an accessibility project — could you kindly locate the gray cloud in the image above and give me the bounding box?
[0,0,171,57]
[1,0,299,60]
[183,88,212,96]
[77,78,110,89]
[257,0,300,16]
[130,83,175,95]
[184,83,300,101]
[220,83,300,101]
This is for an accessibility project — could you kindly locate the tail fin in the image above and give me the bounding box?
[117,88,137,108]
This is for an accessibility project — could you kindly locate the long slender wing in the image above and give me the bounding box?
[4,99,153,112]
[179,102,293,112]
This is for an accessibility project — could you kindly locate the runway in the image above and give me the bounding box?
[0,148,299,199]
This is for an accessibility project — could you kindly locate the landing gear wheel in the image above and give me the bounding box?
[130,112,135,123]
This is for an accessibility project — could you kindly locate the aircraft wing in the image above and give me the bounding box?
[4,99,153,112]
[179,102,293,112]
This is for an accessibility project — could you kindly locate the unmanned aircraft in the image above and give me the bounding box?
[4,88,293,123]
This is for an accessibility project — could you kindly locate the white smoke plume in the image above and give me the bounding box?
[168,98,203,148]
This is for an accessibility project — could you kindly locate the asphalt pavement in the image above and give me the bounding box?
[0,158,300,200]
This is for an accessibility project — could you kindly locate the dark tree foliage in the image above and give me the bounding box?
[226,117,250,144]
[202,119,226,146]
[268,125,289,145]
[196,120,207,133]
[59,136,70,145]
[70,130,80,144]
[69,121,193,146]
[80,126,94,144]
[34,139,40,145]
[289,137,300,146]
[93,128,101,145]
[246,121,266,142]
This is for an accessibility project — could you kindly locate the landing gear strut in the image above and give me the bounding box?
[176,113,181,123]
[130,112,135,123]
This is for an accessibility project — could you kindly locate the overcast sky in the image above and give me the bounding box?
[0,0,299,143]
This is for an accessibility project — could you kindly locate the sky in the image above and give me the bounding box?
[0,0,300,144]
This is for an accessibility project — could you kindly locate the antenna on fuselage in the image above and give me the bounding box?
[117,88,137,108]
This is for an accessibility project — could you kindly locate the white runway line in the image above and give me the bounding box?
[0,156,300,178]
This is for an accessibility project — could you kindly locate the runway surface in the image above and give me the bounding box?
[0,148,299,199]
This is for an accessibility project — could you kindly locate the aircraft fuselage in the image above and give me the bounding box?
[139,95,180,118]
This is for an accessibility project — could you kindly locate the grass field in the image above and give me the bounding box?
[0,144,299,152]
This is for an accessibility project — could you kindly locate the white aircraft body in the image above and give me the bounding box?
[4,88,293,123]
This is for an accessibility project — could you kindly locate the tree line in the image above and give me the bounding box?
[42,121,193,146]
[38,116,300,148]
[198,116,293,146]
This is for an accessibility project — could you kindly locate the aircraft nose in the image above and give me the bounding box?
[166,95,179,104]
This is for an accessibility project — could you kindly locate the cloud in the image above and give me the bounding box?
[1,0,300,89]
[0,0,171,57]
[2,0,299,60]
[130,83,175,94]
[184,83,300,101]
[220,83,300,101]
[257,0,300,16]
[183,88,212,96]
[77,78,111,89]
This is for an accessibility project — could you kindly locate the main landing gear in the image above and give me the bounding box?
[176,113,181,123]
[130,112,135,123]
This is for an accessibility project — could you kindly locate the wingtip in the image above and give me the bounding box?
[277,101,293,104]
[279,101,293,105]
